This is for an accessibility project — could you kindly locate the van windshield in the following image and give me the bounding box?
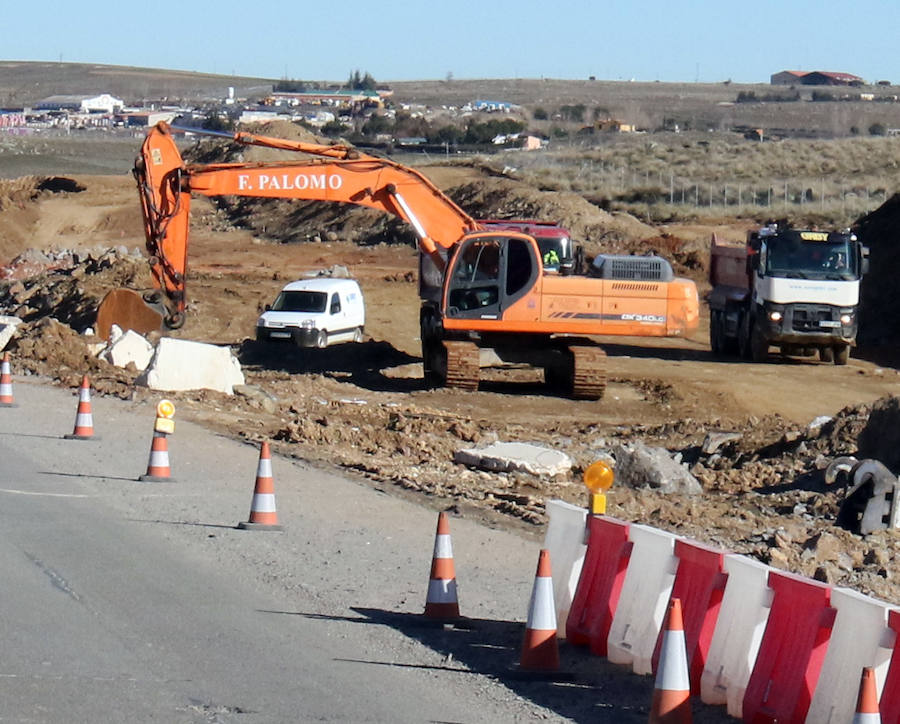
[271,290,327,313]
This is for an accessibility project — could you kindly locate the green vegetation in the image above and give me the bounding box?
[484,133,900,228]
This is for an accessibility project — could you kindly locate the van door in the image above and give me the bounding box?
[329,292,344,331]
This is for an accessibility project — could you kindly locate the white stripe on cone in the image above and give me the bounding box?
[250,493,277,513]
[257,458,273,478]
[854,714,882,724]
[148,450,170,467]
[526,576,557,631]
[75,413,93,427]
[79,387,90,402]
[432,533,453,559]
[656,628,691,692]
[427,578,458,603]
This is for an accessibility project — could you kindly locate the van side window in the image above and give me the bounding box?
[330,294,342,314]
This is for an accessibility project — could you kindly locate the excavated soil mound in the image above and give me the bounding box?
[854,193,900,345]
[181,128,710,278]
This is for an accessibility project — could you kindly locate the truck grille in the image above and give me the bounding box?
[791,304,833,332]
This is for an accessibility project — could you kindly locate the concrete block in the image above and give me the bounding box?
[136,337,245,395]
[0,316,22,351]
[543,500,588,636]
[453,441,572,476]
[102,329,154,371]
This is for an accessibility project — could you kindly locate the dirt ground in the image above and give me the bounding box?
[4,159,900,607]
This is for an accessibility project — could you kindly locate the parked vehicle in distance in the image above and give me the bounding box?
[256,278,365,348]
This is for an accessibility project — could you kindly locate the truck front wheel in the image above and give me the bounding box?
[709,310,723,355]
[819,346,835,363]
[750,321,769,362]
[834,345,850,366]
[738,313,752,360]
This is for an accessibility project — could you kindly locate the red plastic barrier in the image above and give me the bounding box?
[651,538,728,693]
[565,515,632,655]
[742,571,836,724]
[878,609,900,723]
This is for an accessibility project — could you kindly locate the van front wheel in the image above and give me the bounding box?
[315,330,328,348]
[352,327,364,343]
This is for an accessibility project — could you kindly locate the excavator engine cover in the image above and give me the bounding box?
[95,289,165,341]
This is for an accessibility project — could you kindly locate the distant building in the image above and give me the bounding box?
[471,100,517,112]
[802,71,864,86]
[771,70,807,85]
[117,110,180,127]
[35,93,124,114]
[771,70,864,86]
[265,89,384,109]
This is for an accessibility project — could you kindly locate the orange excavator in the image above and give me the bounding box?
[105,121,699,399]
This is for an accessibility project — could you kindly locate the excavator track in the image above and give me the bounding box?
[443,341,480,391]
[570,345,607,400]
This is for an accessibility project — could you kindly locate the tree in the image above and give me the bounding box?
[559,104,586,123]
[346,70,377,91]
[533,107,548,121]
[361,114,393,136]
[202,111,233,132]
[869,122,887,136]
[321,120,348,136]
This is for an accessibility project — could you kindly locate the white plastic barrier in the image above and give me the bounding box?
[542,499,587,637]
[606,524,679,674]
[699,554,773,718]
[805,587,897,724]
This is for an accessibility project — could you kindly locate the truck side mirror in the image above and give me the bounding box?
[747,254,759,273]
[264,304,271,311]
[861,246,870,275]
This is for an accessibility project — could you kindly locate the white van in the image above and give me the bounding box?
[255,278,365,348]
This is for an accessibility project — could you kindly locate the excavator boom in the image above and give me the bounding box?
[127,122,476,328]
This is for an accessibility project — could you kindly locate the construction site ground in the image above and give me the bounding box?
[4,165,900,610]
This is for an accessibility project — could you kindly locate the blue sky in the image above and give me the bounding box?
[5,1,900,84]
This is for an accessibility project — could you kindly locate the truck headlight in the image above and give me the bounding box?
[301,319,315,329]
[840,314,852,325]
[256,316,267,327]
[769,311,783,322]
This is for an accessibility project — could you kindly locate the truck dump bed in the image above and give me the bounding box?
[709,234,751,290]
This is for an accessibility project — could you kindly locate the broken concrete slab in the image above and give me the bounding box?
[136,337,245,395]
[101,329,154,371]
[0,316,22,351]
[701,431,742,455]
[613,440,703,494]
[453,441,572,477]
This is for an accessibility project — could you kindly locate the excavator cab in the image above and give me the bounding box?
[443,232,540,321]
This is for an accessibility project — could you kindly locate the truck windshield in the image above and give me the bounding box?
[765,238,859,280]
[271,290,327,313]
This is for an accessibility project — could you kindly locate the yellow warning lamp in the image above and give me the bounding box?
[154,398,176,434]
[583,459,614,515]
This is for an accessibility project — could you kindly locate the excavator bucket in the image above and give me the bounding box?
[95,289,166,341]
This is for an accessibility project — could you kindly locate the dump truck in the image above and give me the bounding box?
[708,224,869,364]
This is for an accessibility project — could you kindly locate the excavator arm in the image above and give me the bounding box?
[129,121,477,328]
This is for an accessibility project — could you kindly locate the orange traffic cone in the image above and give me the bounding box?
[237,441,283,530]
[649,598,692,724]
[424,511,460,619]
[520,549,560,671]
[853,667,882,724]
[139,430,174,481]
[0,352,16,407]
[64,375,97,439]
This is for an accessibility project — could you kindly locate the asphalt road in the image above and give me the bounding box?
[0,379,735,723]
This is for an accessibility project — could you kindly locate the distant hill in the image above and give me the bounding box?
[0,61,274,105]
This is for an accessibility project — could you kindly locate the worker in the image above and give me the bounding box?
[543,248,560,269]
